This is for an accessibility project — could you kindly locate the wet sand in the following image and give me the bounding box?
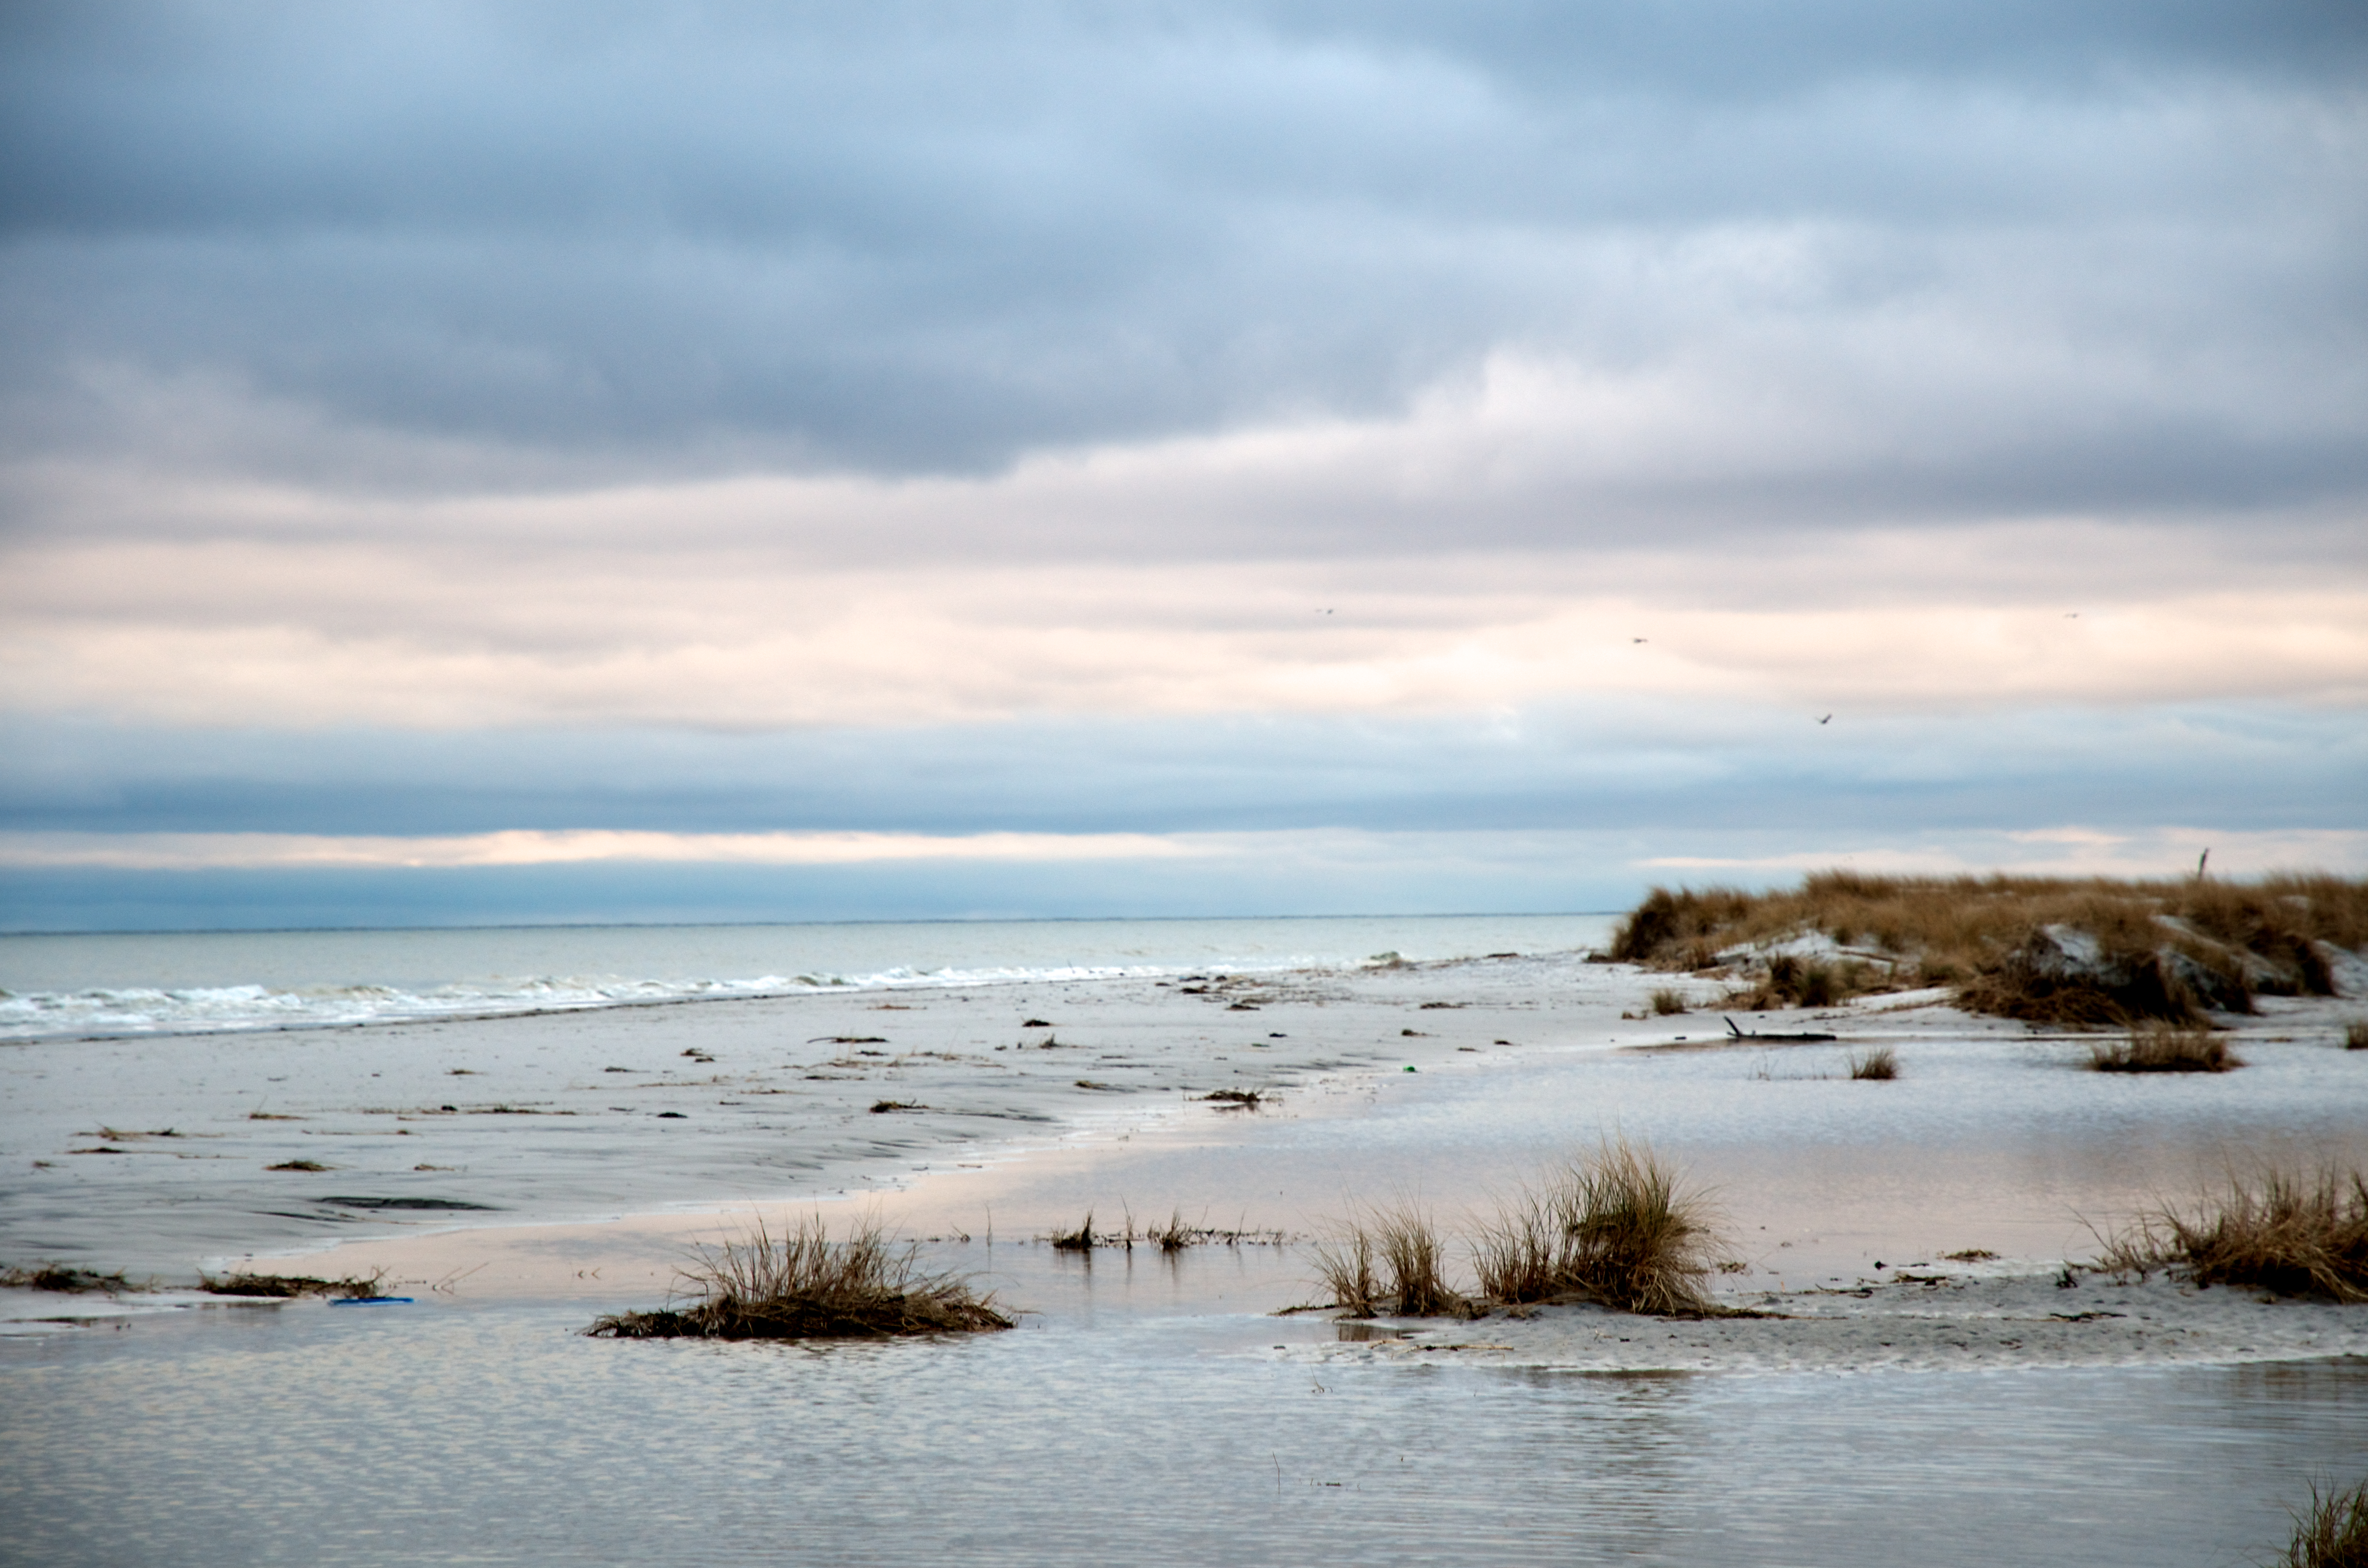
[3,953,1604,1274]
[8,953,2367,1365]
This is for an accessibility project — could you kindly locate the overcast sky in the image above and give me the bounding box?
[3,1,2363,929]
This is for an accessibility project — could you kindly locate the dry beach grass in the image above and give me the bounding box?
[2275,1478,2368,1568]
[1310,1226,1382,1316]
[1317,1143,1721,1319]
[1845,1046,1899,1080]
[1314,1204,1465,1317]
[1376,1207,1460,1316]
[1607,871,2367,1025]
[2273,1487,2368,1568]
[2098,1165,2368,1302]
[1472,1141,1720,1315]
[2088,1023,2241,1074]
[588,1217,1012,1339]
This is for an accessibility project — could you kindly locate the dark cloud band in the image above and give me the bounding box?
[3,0,2362,497]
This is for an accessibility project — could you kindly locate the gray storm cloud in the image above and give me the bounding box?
[2,0,2363,530]
[2,3,2364,928]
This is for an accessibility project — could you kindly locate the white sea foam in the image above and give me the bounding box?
[0,963,1187,1041]
[0,912,1617,1042]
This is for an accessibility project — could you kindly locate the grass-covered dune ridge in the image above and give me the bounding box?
[1608,872,2368,1024]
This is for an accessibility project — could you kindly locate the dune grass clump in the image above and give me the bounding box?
[1312,1228,1382,1316]
[1607,872,2367,1026]
[1846,1046,1899,1080]
[1649,988,1689,1017]
[1608,886,1757,972]
[587,1217,1011,1339]
[1376,1207,1458,1316]
[1722,953,1882,1012]
[1471,1141,1719,1315]
[2088,1023,2241,1074]
[2346,1021,2368,1051]
[2097,1166,2368,1301]
[2273,1478,2368,1568]
[1312,1205,1463,1317]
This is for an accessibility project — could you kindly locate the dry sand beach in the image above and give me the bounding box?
[5,899,2367,1566]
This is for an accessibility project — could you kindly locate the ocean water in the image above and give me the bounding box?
[3,1246,2361,1568]
[0,913,1616,1042]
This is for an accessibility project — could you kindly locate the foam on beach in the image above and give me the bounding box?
[0,912,1618,1042]
[0,963,1184,1041]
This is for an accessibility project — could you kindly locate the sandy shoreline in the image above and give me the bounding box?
[5,951,2365,1372]
[1,952,1626,1274]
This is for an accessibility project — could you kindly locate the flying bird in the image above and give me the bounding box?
[1632,637,1647,644]
[1817,713,1832,724]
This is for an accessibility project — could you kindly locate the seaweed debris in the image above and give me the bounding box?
[201,1270,388,1298]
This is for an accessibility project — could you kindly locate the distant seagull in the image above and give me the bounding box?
[2065,612,2079,618]
[1632,637,1647,644]
[1817,713,1832,724]
[1318,608,1333,615]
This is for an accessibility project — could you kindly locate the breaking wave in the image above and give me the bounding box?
[0,963,1179,1042]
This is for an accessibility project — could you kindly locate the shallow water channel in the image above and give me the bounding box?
[3,1242,2360,1568]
